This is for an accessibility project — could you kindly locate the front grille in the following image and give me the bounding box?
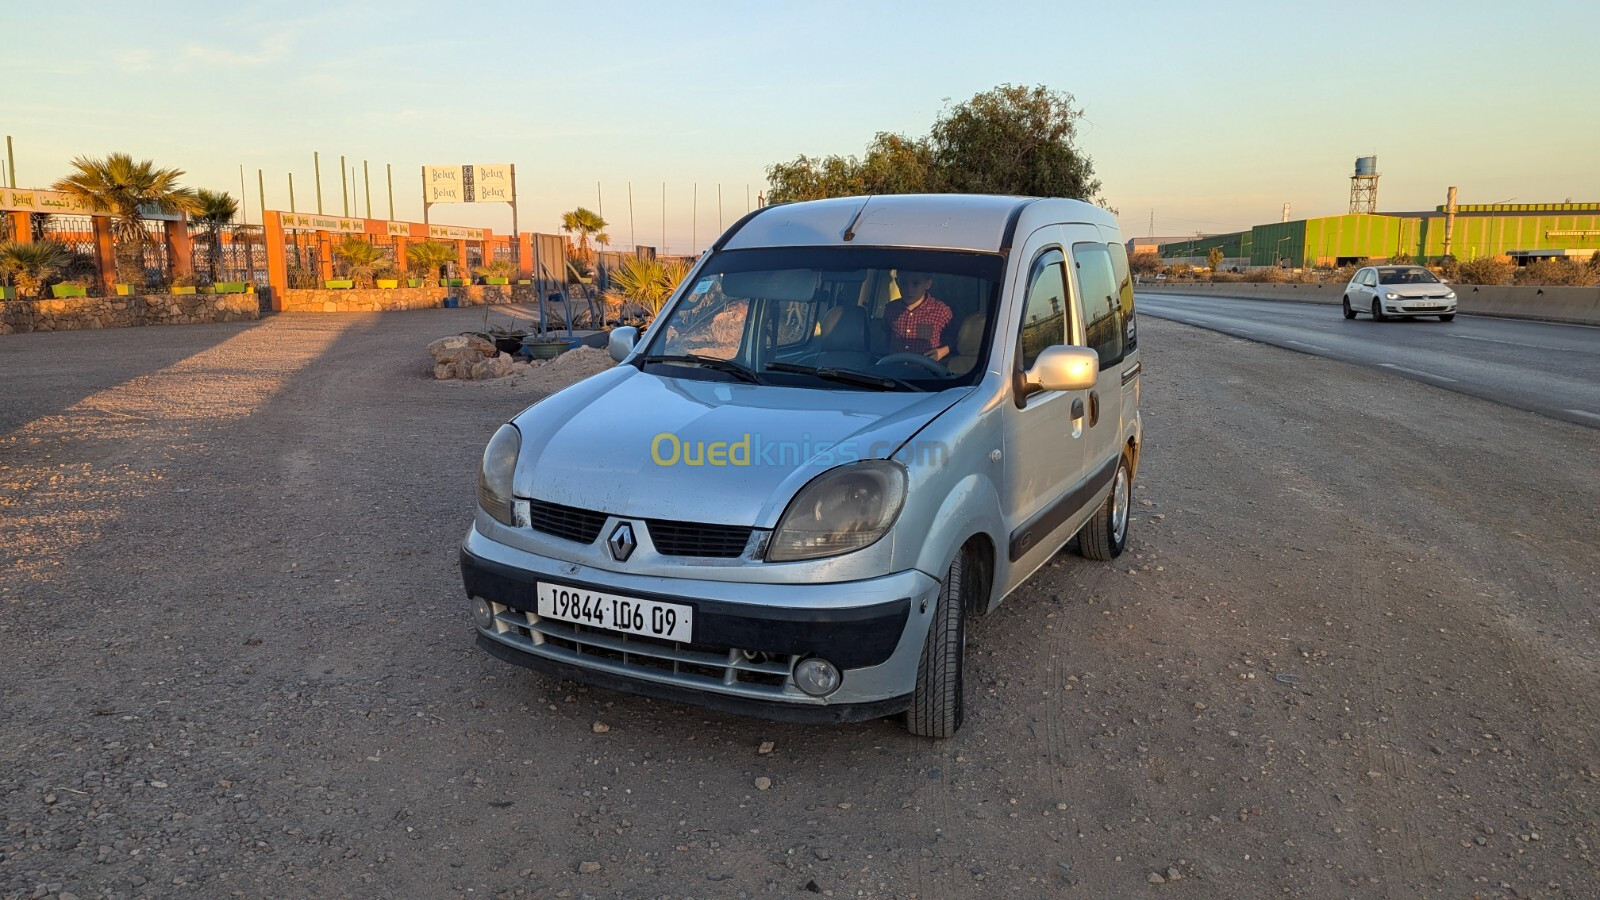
[647,519,753,557]
[526,499,608,544]
[484,604,794,692]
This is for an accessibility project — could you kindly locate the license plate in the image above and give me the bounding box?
[535,582,693,642]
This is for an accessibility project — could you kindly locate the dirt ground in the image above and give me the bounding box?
[2,308,1597,899]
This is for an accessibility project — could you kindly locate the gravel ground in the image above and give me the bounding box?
[2,308,1597,899]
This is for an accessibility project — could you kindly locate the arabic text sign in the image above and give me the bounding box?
[424,164,513,204]
[0,188,98,214]
[427,224,486,241]
[280,213,367,233]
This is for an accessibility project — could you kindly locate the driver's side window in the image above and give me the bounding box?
[1016,249,1067,371]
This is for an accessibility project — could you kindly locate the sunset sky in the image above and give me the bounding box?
[7,0,1598,252]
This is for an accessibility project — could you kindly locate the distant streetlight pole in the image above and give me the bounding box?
[313,153,323,214]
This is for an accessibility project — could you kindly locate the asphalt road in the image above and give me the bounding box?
[1137,292,1600,429]
[3,310,1598,897]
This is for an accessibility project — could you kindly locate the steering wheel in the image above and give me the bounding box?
[876,352,948,375]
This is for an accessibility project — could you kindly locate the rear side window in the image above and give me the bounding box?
[1016,249,1067,371]
[1071,242,1123,368]
[1107,243,1138,354]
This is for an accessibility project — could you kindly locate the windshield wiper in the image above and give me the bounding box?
[765,361,922,392]
[639,354,763,384]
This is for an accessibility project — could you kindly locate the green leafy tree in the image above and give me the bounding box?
[405,240,456,287]
[1207,247,1224,272]
[333,236,389,288]
[0,241,75,297]
[766,84,1104,205]
[51,153,200,285]
[188,189,238,284]
[559,208,608,265]
[929,85,1102,201]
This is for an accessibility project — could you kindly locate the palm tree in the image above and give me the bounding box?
[188,189,238,284]
[559,207,608,266]
[603,256,690,322]
[405,240,457,287]
[51,154,200,286]
[0,241,75,298]
[332,236,389,288]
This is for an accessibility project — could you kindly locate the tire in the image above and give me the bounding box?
[1342,297,1356,319]
[1372,299,1387,322]
[1440,314,1455,322]
[1079,453,1132,561]
[906,550,968,738]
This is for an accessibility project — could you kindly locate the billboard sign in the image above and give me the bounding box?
[424,164,514,204]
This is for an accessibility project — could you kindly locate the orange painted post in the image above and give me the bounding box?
[263,211,288,310]
[393,235,408,278]
[91,216,116,291]
[317,232,334,283]
[7,211,30,243]
[455,240,468,279]
[518,232,533,277]
[165,219,193,278]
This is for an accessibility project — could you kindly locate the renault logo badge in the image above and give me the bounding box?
[608,522,637,562]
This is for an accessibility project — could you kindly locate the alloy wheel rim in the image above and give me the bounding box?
[1111,465,1130,543]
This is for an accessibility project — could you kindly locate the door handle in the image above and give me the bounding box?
[1088,390,1100,427]
[1070,398,1085,419]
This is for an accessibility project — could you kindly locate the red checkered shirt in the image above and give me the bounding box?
[885,295,953,354]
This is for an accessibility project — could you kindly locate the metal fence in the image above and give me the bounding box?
[140,220,170,287]
[191,224,268,286]
[36,215,101,285]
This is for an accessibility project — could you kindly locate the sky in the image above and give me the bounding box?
[5,0,1598,253]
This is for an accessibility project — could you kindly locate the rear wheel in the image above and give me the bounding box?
[1342,297,1356,319]
[1372,299,1387,322]
[1440,314,1455,322]
[1079,453,1132,561]
[906,550,968,738]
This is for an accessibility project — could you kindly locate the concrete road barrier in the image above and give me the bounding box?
[1138,283,1600,325]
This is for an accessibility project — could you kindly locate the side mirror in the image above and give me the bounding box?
[1024,345,1099,394]
[608,326,639,363]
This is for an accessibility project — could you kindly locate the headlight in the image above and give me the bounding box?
[766,461,907,562]
[478,424,521,526]
[1386,292,1399,300]
[1445,290,1457,300]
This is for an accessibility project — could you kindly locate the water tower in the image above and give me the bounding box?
[1349,156,1380,214]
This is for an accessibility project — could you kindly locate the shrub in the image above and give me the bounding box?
[475,259,518,280]
[333,236,389,288]
[1514,258,1599,287]
[1243,267,1286,283]
[1208,271,1243,283]
[1456,256,1513,285]
[405,241,456,287]
[0,241,74,297]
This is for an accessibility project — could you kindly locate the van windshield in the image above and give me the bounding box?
[638,247,1005,392]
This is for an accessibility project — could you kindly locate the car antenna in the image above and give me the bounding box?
[842,195,873,242]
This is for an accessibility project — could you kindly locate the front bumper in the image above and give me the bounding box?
[1384,300,1457,316]
[460,526,939,722]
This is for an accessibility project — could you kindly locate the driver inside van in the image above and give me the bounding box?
[884,270,953,361]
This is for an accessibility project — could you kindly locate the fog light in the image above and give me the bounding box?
[794,657,842,697]
[470,596,495,630]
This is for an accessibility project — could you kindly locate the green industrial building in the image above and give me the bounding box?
[1159,202,1600,268]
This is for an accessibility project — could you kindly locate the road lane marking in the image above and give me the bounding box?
[1380,363,1458,382]
[1566,409,1600,422]
[1451,334,1581,352]
[1286,340,1331,352]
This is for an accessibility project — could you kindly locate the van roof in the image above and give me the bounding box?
[720,194,1117,254]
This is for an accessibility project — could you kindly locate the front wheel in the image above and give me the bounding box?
[1079,453,1132,561]
[1372,299,1387,322]
[1342,297,1356,319]
[906,550,968,738]
[1440,314,1455,322]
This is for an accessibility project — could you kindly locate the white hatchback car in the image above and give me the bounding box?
[1342,265,1457,321]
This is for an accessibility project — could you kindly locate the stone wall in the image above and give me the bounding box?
[276,284,528,313]
[1,293,260,335]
